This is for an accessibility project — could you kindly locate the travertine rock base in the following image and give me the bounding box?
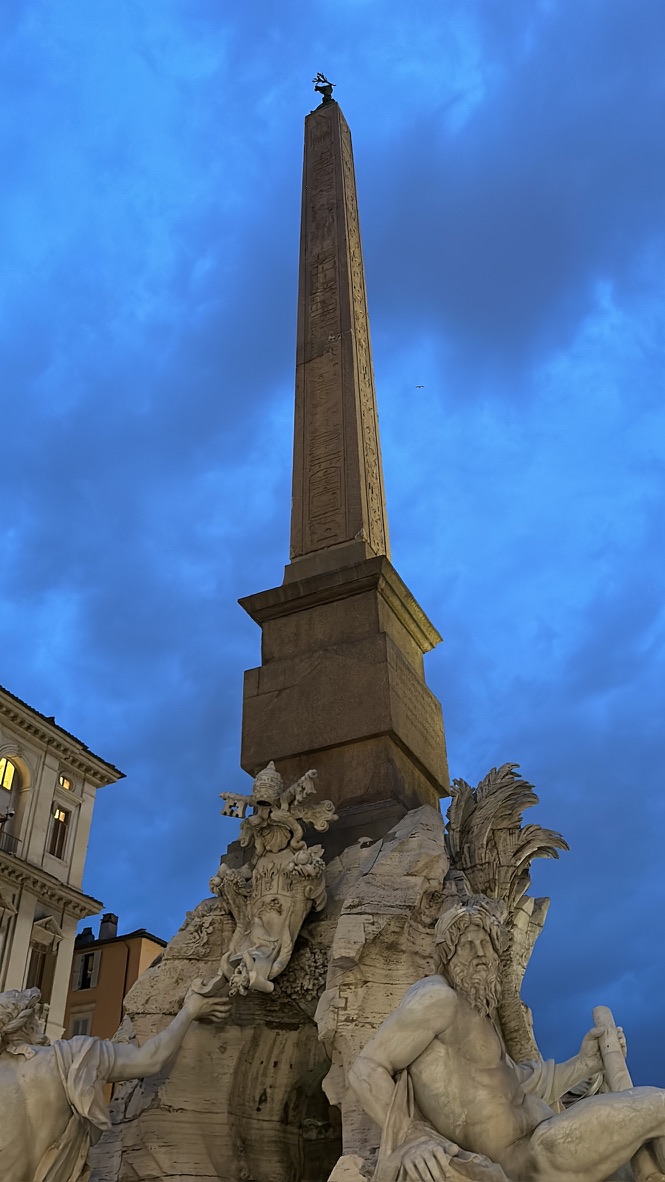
[328,1155,367,1181]
[89,805,448,1182]
[89,899,341,1182]
[318,805,447,1171]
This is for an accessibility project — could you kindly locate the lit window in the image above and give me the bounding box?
[58,773,73,791]
[0,758,17,792]
[48,805,70,859]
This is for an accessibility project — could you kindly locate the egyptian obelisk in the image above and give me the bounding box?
[240,86,449,848]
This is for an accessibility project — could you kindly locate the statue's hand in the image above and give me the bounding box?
[578,1025,606,1074]
[399,1137,453,1181]
[184,980,232,1024]
[185,992,232,1024]
[579,1022,628,1074]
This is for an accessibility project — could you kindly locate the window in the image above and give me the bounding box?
[80,951,95,989]
[71,1014,92,1036]
[58,773,73,791]
[0,758,17,792]
[48,804,70,859]
[71,949,100,991]
[0,759,21,849]
[26,945,57,1004]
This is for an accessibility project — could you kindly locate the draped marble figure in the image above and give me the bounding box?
[0,982,229,1182]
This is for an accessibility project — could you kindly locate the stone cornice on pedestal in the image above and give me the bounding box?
[0,849,103,920]
[240,556,441,658]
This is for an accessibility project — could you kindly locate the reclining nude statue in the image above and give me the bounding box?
[0,980,230,1182]
[349,895,665,1182]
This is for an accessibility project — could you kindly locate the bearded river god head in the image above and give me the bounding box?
[434,897,508,1020]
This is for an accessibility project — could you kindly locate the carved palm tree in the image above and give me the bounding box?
[444,763,568,1061]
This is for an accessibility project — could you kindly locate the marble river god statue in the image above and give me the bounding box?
[349,894,665,1182]
[0,980,230,1182]
[346,768,665,1182]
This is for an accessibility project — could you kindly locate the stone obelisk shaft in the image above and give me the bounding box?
[287,100,389,582]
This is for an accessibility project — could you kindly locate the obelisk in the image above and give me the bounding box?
[287,92,389,580]
[240,85,449,848]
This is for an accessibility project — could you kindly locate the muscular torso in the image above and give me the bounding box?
[0,1047,73,1182]
[408,982,554,1172]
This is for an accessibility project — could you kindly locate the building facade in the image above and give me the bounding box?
[0,683,122,1037]
[64,913,166,1040]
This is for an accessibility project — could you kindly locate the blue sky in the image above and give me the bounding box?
[1,1,664,1081]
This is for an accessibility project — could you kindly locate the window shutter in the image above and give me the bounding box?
[90,950,101,989]
[70,953,83,991]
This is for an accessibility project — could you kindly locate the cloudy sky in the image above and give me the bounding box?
[2,1,664,1081]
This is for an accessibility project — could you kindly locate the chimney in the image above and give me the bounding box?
[99,913,118,940]
[76,926,95,946]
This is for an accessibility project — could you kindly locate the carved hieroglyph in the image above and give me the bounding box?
[210,762,337,994]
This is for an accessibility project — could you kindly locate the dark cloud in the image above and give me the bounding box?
[361,0,665,381]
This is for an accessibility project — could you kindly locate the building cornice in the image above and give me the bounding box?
[0,685,123,786]
[75,929,168,951]
[0,850,103,920]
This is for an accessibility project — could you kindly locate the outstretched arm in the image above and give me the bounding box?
[107,988,230,1084]
[348,977,454,1129]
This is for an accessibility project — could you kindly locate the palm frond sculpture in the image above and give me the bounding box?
[446,763,568,911]
[443,763,569,1062]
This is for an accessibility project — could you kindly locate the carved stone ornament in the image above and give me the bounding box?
[209,762,337,995]
[31,914,65,950]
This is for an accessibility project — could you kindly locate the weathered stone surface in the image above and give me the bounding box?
[328,1154,368,1181]
[288,99,389,574]
[240,560,449,822]
[316,806,448,1169]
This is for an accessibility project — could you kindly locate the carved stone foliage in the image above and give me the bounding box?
[209,762,337,995]
[272,936,330,1010]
